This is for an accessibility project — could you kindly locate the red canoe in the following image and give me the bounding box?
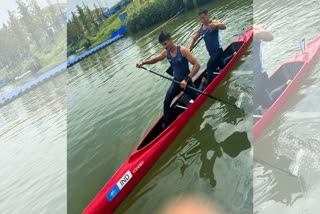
[253,36,320,141]
[83,27,253,214]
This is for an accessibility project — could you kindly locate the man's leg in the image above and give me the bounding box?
[269,81,290,102]
[206,55,215,84]
[217,48,224,70]
[254,71,274,109]
[163,82,181,127]
[206,52,221,83]
[185,79,199,101]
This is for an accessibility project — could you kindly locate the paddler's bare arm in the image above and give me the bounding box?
[209,20,226,30]
[253,25,273,41]
[188,28,201,50]
[136,50,167,68]
[181,46,200,78]
[180,46,201,89]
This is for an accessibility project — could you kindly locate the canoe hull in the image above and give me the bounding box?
[253,36,320,141]
[83,27,253,214]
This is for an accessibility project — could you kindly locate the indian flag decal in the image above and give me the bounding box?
[106,171,133,202]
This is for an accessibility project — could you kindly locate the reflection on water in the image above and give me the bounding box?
[254,162,305,214]
[178,123,251,188]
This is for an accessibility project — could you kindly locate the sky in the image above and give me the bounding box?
[0,0,24,26]
[0,0,66,25]
[0,0,121,25]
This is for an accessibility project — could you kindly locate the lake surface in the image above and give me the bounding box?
[253,0,320,213]
[67,0,253,213]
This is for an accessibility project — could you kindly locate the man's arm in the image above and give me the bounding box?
[180,46,200,89]
[210,20,226,30]
[188,28,201,50]
[253,25,273,41]
[136,50,167,68]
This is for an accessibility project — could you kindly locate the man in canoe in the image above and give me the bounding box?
[253,25,291,112]
[188,8,226,85]
[136,31,200,128]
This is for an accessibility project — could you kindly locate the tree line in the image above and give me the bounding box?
[126,0,213,32]
[67,0,212,51]
[0,0,65,80]
[67,4,104,52]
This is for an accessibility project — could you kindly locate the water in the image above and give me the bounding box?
[67,0,253,213]
[253,0,320,213]
[0,73,66,213]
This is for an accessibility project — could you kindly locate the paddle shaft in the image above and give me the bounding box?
[141,66,240,109]
[190,34,205,51]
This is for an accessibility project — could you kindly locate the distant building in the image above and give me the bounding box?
[118,11,127,22]
[101,0,133,21]
[101,8,118,21]
[103,8,118,17]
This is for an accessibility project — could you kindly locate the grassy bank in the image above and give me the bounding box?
[35,28,66,73]
[87,11,124,48]
[67,9,126,53]
[0,26,66,82]
[81,0,147,49]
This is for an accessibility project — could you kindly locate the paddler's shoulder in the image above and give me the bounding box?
[179,46,191,56]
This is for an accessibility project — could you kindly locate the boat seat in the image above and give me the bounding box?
[253,115,263,118]
[253,114,263,123]
[177,94,192,108]
[223,52,236,66]
[176,105,187,110]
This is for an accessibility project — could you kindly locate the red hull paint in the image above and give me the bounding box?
[83,27,253,214]
[253,36,320,141]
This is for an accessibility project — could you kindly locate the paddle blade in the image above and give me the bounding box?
[166,66,173,76]
[220,131,251,158]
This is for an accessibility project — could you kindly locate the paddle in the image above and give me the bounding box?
[141,66,240,109]
[165,26,212,76]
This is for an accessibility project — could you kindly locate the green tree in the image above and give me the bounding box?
[84,4,98,31]
[71,11,84,36]
[193,0,199,8]
[67,12,85,47]
[17,0,44,48]
[46,0,61,31]
[7,10,30,52]
[0,27,14,80]
[32,0,52,42]
[0,24,19,76]
[93,3,102,24]
[76,5,92,34]
[67,21,79,46]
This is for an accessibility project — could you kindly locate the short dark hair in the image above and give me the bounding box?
[198,8,208,15]
[158,31,171,43]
